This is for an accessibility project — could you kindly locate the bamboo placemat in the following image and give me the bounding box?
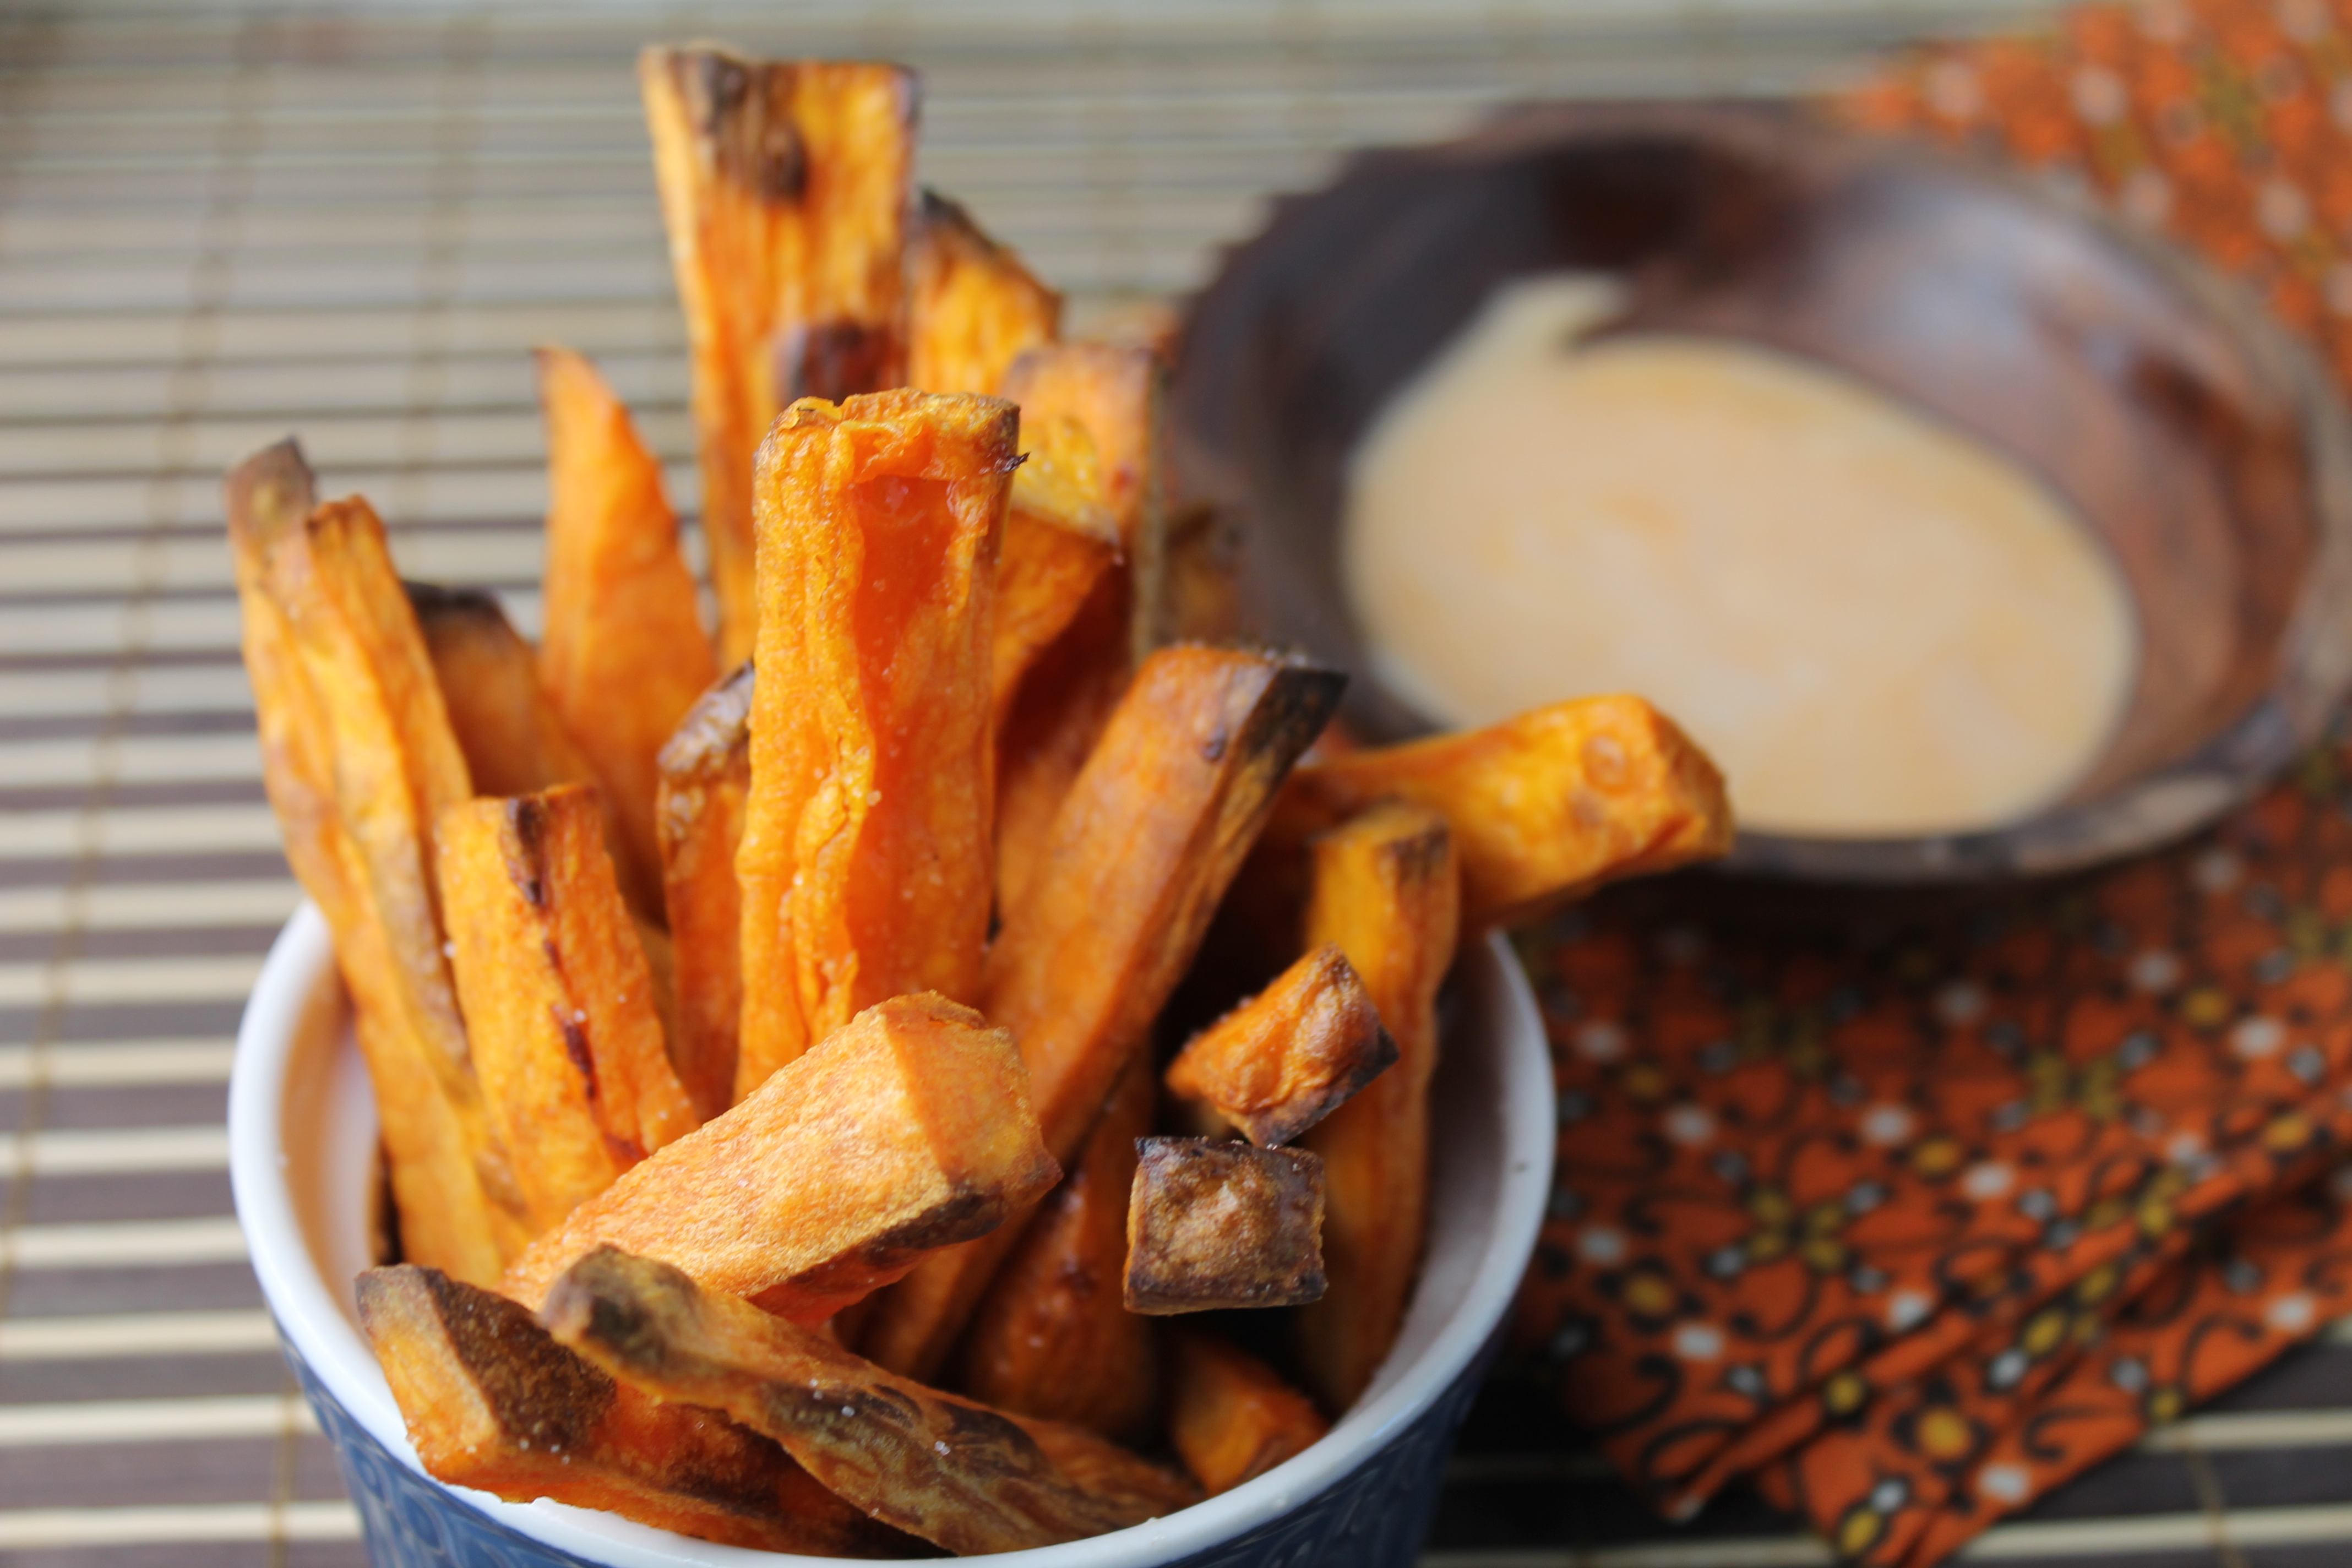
[25,3,2352,1565]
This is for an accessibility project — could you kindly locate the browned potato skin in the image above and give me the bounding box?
[957,1053,1158,1440]
[992,342,1167,912]
[655,661,754,1122]
[640,47,916,665]
[502,993,1059,1322]
[1164,944,1397,1148]
[905,188,1061,398]
[536,346,718,911]
[227,441,524,1283]
[542,1246,1198,1555]
[735,391,1015,1101]
[1266,693,1732,929]
[1124,1137,1326,1314]
[861,645,1343,1379]
[1293,802,1460,1411]
[438,785,699,1235]
[1165,1330,1331,1495]
[356,1264,909,1556]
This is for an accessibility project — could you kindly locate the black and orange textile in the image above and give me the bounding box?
[1507,11,2352,1561]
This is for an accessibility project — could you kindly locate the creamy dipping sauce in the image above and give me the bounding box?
[1342,276,2139,839]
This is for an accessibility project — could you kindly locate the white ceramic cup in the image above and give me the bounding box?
[231,902,1554,1566]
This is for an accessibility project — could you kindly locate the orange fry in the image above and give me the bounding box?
[1164,944,1396,1148]
[228,440,522,1283]
[1267,693,1732,928]
[992,342,1167,910]
[906,189,1061,397]
[536,345,718,907]
[958,1054,1159,1439]
[1294,801,1460,1409]
[735,391,1014,1099]
[543,1246,1197,1554]
[357,1264,908,1556]
[502,992,1058,1322]
[640,46,917,663]
[1166,1330,1331,1496]
[406,583,593,798]
[862,645,1343,1379]
[438,785,698,1234]
[655,661,754,1121]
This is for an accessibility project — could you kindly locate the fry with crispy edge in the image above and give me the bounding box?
[439,785,699,1234]
[1293,801,1460,1410]
[656,661,754,1121]
[536,345,718,908]
[228,441,523,1283]
[906,188,1061,398]
[1166,1330,1331,1496]
[990,439,1119,733]
[543,1246,1199,1554]
[992,342,1167,911]
[1164,944,1397,1149]
[356,1263,909,1556]
[958,1053,1158,1439]
[1125,1137,1326,1314]
[1264,694,1730,929]
[640,46,917,664]
[734,391,1014,1099]
[503,992,1058,1320]
[862,645,1344,1378]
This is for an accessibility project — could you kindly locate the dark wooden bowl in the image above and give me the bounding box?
[1170,101,2352,882]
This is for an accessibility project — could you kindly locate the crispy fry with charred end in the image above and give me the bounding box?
[1294,802,1459,1410]
[992,342,1167,910]
[1164,944,1396,1149]
[536,346,718,906]
[503,993,1058,1322]
[356,1264,908,1556]
[438,786,698,1234]
[906,189,1061,397]
[655,661,753,1121]
[1124,1137,1325,1314]
[640,46,917,664]
[735,392,1014,1099]
[228,442,522,1283]
[543,1246,1197,1554]
[1266,694,1731,929]
[958,1054,1158,1439]
[862,645,1344,1379]
[1166,1330,1331,1495]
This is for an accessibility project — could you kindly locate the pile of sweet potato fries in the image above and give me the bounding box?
[227,43,1733,1556]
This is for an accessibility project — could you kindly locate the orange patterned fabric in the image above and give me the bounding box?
[1506,10,2352,1562]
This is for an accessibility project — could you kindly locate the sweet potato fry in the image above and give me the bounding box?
[228,440,524,1283]
[735,391,1014,1098]
[992,342,1167,910]
[536,345,718,908]
[356,1263,907,1556]
[906,189,1061,398]
[655,661,753,1120]
[1266,693,1732,928]
[861,645,1343,1378]
[1124,1137,1326,1314]
[1166,1330,1331,1495]
[438,785,698,1234]
[990,445,1119,732]
[640,46,917,663]
[407,584,589,797]
[1293,802,1460,1410]
[503,992,1058,1321]
[542,1246,1198,1554]
[1163,944,1396,1148]
[957,1054,1158,1439]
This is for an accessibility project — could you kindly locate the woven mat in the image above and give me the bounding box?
[28,3,2350,1566]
